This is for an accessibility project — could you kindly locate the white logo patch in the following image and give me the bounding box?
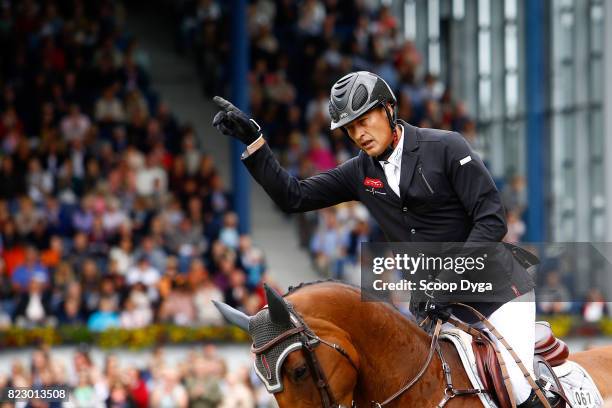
[459,155,472,166]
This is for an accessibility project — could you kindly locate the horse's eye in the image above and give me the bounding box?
[293,365,309,381]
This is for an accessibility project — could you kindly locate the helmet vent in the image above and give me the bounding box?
[351,84,368,111]
[334,83,350,93]
[336,75,353,86]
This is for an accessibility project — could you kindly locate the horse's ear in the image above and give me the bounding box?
[212,300,250,332]
[264,283,291,326]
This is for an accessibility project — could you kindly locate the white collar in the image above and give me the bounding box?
[378,124,404,169]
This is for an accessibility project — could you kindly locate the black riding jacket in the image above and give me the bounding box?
[242,120,535,311]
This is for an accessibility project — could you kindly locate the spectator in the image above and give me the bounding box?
[14,197,44,237]
[0,156,26,198]
[110,237,135,276]
[238,235,266,289]
[56,295,86,325]
[60,104,91,142]
[220,366,256,408]
[81,259,103,316]
[13,274,53,327]
[582,288,607,323]
[158,276,196,326]
[73,371,104,408]
[72,195,95,233]
[106,381,134,408]
[310,209,349,279]
[503,209,526,243]
[123,367,149,408]
[103,197,128,233]
[87,296,120,332]
[40,235,64,269]
[193,270,224,326]
[181,131,201,176]
[185,356,223,408]
[95,84,126,126]
[150,367,188,408]
[135,154,168,197]
[166,217,206,271]
[538,271,572,314]
[120,287,153,329]
[66,232,92,272]
[218,212,239,249]
[134,235,167,274]
[11,246,49,293]
[126,255,161,302]
[26,157,54,204]
[502,175,527,216]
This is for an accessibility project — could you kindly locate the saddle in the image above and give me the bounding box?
[534,321,569,366]
[471,321,570,408]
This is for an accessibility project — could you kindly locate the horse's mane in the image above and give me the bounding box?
[284,278,346,296]
[283,279,411,318]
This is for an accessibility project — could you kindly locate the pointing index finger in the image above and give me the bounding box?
[213,96,236,112]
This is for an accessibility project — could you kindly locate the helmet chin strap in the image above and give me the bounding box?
[374,103,399,162]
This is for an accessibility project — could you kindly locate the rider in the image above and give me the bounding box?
[212,71,548,407]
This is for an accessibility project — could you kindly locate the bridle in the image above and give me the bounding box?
[251,311,488,408]
[251,312,358,408]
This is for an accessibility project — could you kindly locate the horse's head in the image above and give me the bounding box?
[213,283,359,408]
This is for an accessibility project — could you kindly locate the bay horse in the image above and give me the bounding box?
[214,281,612,407]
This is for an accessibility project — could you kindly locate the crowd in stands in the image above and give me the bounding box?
[537,269,610,324]
[174,0,526,280]
[0,344,277,407]
[0,0,276,335]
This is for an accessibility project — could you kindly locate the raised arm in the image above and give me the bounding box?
[212,96,357,213]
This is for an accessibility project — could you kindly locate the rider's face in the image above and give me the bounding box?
[343,104,394,157]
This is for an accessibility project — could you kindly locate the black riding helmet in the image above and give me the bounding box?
[329,71,398,160]
[328,71,397,132]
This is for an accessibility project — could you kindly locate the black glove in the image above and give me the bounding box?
[424,300,452,323]
[212,96,262,145]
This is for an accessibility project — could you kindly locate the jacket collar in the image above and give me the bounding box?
[398,120,419,152]
[365,120,420,201]
[367,120,419,168]
[398,120,420,200]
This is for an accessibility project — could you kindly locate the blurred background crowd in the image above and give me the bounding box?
[0,0,275,331]
[0,0,278,404]
[0,344,276,407]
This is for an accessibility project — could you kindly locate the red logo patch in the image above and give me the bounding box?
[364,177,384,188]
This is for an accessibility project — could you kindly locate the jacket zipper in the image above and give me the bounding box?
[418,165,435,195]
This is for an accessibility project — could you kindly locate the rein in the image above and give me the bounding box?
[371,318,485,408]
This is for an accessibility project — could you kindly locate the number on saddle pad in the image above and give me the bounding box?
[553,361,604,408]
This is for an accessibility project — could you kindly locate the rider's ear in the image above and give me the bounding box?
[264,283,291,326]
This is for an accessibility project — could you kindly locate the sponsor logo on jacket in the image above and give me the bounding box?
[364,177,384,189]
[364,177,386,196]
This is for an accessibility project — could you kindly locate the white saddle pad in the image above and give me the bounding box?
[440,328,604,408]
[553,360,603,408]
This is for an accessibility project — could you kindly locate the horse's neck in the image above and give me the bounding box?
[348,302,443,403]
